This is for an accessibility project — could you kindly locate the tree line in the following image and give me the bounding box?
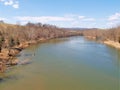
[81,26,120,43]
[1,20,119,53]
[0,21,81,52]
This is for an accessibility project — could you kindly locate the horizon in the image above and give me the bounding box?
[0,0,120,29]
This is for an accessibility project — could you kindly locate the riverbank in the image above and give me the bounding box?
[85,36,120,49]
[0,38,49,72]
[0,36,81,72]
[104,40,120,49]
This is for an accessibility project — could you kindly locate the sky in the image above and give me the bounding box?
[0,0,120,28]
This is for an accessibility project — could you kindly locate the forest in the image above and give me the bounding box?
[0,21,81,53]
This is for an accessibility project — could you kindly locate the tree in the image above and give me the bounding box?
[8,37,15,47]
[0,35,5,52]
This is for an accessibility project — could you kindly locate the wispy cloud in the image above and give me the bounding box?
[0,13,118,28]
[78,16,95,21]
[107,12,120,27]
[78,16,85,19]
[0,0,19,8]
[82,18,95,21]
[15,15,96,23]
[0,17,7,21]
[15,16,74,23]
[108,13,120,21]
[14,15,96,28]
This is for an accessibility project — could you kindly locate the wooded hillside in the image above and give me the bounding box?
[0,22,81,53]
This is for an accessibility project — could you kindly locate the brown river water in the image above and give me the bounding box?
[0,36,120,90]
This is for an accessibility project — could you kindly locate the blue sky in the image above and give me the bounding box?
[0,0,120,28]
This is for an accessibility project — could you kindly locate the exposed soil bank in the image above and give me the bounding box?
[104,40,120,49]
[85,36,120,49]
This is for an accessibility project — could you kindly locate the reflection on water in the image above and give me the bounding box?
[0,36,120,90]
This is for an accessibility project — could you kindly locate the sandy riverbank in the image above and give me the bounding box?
[85,36,120,49]
[104,40,120,49]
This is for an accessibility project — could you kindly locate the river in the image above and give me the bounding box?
[0,36,120,90]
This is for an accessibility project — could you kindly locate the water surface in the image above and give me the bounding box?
[0,37,120,90]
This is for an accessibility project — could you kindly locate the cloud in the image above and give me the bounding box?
[15,15,96,24]
[107,21,120,27]
[15,16,74,23]
[82,18,95,21]
[4,0,13,5]
[107,12,120,27]
[0,0,19,8]
[12,2,19,8]
[78,16,85,19]
[108,13,120,21]
[78,15,95,21]
[0,17,7,21]
[14,15,96,28]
